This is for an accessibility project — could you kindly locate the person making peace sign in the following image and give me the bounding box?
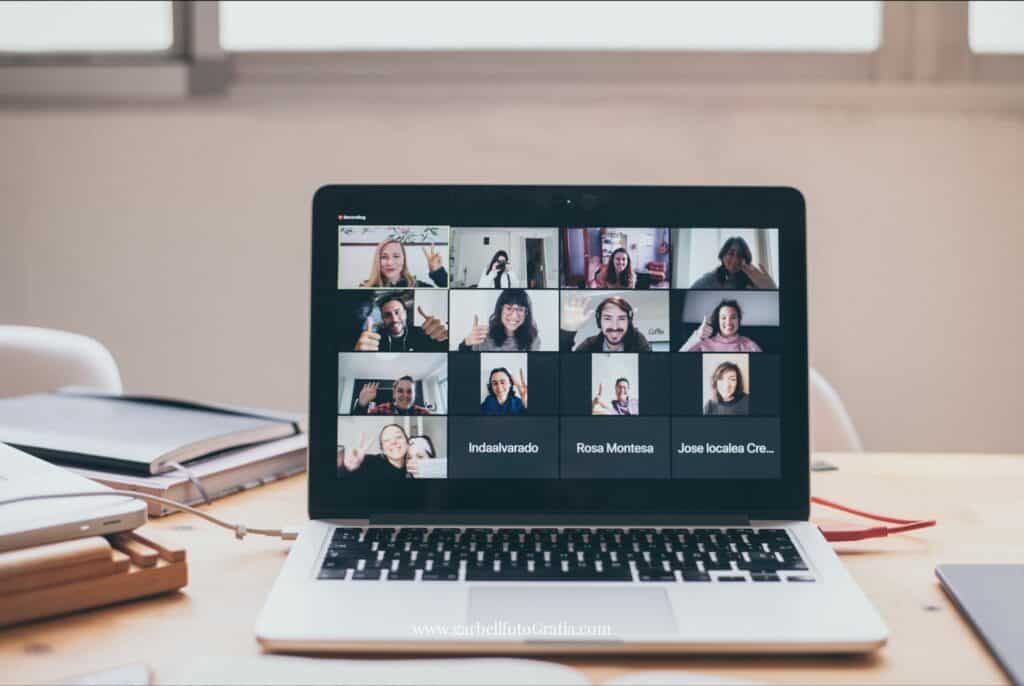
[338,425,428,479]
[360,239,448,288]
[481,367,528,416]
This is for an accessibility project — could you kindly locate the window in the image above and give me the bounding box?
[221,0,881,53]
[0,1,173,54]
[2,1,1021,102]
[969,1,1024,54]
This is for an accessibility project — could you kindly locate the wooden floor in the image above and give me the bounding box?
[1,451,1019,685]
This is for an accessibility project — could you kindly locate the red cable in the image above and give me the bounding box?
[811,496,937,542]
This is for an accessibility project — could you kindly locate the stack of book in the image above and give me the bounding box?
[0,529,188,627]
[0,390,307,516]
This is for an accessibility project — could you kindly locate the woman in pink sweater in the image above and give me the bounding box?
[680,299,762,353]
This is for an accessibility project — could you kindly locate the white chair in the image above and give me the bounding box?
[809,367,863,453]
[0,326,122,397]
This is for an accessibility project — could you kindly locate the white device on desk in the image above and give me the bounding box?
[0,443,146,552]
[256,185,889,654]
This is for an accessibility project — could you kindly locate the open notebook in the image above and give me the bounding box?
[0,390,301,475]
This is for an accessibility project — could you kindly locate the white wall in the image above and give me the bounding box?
[410,289,448,329]
[2,88,1023,452]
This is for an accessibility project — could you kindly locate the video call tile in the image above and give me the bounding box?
[671,417,782,479]
[448,417,559,479]
[671,354,780,417]
[559,418,672,479]
[448,353,559,416]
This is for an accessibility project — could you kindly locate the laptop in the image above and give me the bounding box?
[255,185,888,653]
[0,442,147,553]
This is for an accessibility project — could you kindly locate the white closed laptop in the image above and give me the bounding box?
[255,186,888,653]
[0,442,146,553]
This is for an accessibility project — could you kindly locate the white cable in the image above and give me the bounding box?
[0,491,299,541]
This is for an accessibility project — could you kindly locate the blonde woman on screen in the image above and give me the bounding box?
[361,239,448,288]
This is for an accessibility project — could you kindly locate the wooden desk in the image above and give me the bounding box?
[1,452,1020,685]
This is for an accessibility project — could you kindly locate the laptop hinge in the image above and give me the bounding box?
[366,512,751,526]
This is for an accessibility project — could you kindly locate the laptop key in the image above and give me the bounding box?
[351,568,384,580]
[386,569,417,581]
[317,567,350,580]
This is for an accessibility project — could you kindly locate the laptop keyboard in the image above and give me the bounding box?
[318,527,813,583]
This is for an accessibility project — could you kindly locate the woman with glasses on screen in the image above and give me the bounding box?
[476,250,522,288]
[361,239,448,288]
[459,289,542,351]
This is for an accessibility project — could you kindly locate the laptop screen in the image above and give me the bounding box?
[333,225,781,483]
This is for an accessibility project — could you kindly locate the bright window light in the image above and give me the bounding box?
[969,1,1024,54]
[0,1,173,53]
[221,1,881,52]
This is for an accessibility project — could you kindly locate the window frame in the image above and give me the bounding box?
[0,1,1021,105]
[0,1,228,102]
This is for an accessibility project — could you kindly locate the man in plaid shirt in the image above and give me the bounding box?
[353,375,433,415]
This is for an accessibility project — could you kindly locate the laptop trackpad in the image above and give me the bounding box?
[468,587,676,639]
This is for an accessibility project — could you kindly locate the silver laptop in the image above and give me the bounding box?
[256,185,888,653]
[0,442,146,552]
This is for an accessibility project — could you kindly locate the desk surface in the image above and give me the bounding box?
[2,451,1021,685]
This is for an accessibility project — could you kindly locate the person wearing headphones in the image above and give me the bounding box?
[559,294,652,352]
[354,292,448,352]
[481,367,528,415]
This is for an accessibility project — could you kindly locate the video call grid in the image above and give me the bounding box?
[335,226,782,480]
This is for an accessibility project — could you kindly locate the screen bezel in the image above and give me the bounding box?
[310,185,809,521]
